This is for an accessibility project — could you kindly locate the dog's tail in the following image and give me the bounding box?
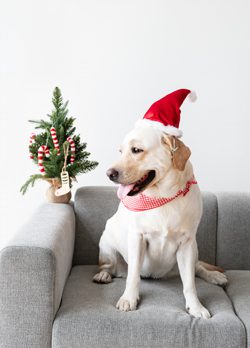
[198,260,224,273]
[196,260,228,286]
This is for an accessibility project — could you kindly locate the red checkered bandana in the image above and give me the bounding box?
[121,177,197,212]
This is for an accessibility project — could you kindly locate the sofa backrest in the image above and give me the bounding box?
[73,187,119,265]
[216,192,250,270]
[73,187,248,268]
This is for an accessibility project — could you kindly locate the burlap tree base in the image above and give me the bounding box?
[45,179,71,203]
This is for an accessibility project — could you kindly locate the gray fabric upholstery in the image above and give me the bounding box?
[216,193,250,270]
[0,203,75,348]
[74,186,119,265]
[74,187,217,266]
[2,188,250,348]
[226,270,250,348]
[52,265,245,348]
[197,192,217,264]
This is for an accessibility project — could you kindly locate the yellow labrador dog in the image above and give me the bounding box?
[93,89,227,319]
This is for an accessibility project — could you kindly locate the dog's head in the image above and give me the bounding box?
[107,125,191,199]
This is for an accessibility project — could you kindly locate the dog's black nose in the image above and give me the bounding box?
[106,168,119,182]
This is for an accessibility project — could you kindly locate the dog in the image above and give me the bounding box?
[93,89,227,318]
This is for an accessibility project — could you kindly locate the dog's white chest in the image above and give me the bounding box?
[109,202,197,279]
[143,229,176,253]
[140,227,180,278]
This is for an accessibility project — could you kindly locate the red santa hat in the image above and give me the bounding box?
[136,89,196,137]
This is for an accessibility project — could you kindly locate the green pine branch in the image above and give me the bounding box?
[67,160,98,178]
[20,174,45,195]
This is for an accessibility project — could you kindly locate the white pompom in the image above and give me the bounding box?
[188,91,197,102]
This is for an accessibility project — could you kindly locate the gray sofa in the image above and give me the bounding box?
[1,187,250,348]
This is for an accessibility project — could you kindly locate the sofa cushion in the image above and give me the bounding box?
[226,270,250,348]
[216,192,250,270]
[52,266,245,348]
[73,187,217,266]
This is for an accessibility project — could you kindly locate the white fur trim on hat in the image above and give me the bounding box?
[135,119,183,138]
[188,90,197,102]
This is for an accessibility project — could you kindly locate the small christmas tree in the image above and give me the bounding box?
[21,87,98,195]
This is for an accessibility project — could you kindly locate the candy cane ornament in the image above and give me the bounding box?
[29,133,36,159]
[38,145,50,175]
[50,127,60,155]
[67,137,75,163]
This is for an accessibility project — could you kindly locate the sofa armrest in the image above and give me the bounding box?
[0,203,75,348]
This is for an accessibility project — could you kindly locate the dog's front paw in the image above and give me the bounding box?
[93,271,112,284]
[116,295,139,312]
[186,304,211,319]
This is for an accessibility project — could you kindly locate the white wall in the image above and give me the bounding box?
[1,0,250,248]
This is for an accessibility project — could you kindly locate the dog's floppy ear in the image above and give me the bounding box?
[162,134,191,171]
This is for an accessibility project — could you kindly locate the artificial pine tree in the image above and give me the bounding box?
[21,87,98,198]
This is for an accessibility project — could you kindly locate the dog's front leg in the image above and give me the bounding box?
[176,237,211,319]
[116,229,145,312]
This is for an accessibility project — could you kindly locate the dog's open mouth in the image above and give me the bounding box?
[117,170,156,199]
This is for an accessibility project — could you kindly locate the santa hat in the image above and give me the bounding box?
[136,89,196,137]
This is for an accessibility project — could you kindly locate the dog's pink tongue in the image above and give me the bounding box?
[117,184,134,200]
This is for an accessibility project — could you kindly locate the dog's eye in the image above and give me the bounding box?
[131,147,144,154]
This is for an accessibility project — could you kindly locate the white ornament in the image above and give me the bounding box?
[55,170,70,196]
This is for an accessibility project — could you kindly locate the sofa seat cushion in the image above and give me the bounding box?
[52,266,245,348]
[226,270,250,348]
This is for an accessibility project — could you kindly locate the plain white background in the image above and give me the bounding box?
[1,0,250,248]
